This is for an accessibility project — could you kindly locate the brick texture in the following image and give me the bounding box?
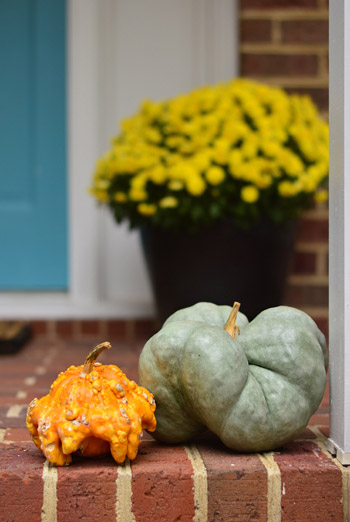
[131,443,195,521]
[57,460,118,521]
[198,438,268,521]
[275,439,343,521]
[240,19,272,42]
[291,252,317,274]
[0,443,44,522]
[242,53,319,77]
[281,20,329,44]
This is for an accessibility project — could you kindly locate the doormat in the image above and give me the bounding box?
[0,322,32,355]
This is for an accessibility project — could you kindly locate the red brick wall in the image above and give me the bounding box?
[239,0,329,335]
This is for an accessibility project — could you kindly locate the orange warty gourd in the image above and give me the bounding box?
[26,342,156,466]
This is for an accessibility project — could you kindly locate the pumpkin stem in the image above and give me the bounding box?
[224,302,241,339]
[82,342,111,375]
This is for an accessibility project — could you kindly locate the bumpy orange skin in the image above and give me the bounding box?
[26,363,156,466]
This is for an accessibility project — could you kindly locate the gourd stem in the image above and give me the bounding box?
[224,302,241,339]
[82,342,111,375]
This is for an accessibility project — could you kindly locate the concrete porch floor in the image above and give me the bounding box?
[0,333,347,522]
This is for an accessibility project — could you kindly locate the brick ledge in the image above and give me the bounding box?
[0,427,347,521]
[0,339,337,521]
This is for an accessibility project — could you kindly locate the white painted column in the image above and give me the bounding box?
[327,0,350,465]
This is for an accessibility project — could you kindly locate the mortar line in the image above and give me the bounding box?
[0,428,6,442]
[116,458,136,522]
[24,376,37,386]
[258,452,282,522]
[41,460,58,522]
[16,390,27,399]
[185,444,208,522]
[6,404,26,418]
[240,43,329,54]
[239,9,329,21]
[35,366,47,376]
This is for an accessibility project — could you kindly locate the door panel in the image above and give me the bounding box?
[0,0,67,289]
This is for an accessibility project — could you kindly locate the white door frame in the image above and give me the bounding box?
[0,0,238,319]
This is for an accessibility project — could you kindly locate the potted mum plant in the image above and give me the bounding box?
[90,79,329,321]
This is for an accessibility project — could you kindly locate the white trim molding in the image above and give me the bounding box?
[327,0,350,465]
[0,0,238,319]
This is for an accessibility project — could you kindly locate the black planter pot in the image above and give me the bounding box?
[140,219,295,323]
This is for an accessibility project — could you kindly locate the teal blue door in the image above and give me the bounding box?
[0,0,68,289]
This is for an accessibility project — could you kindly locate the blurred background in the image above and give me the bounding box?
[0,0,329,342]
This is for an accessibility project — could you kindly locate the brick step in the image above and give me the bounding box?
[1,339,344,521]
[0,428,347,521]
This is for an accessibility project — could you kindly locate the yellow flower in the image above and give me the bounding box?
[159,196,178,208]
[241,135,259,159]
[137,203,157,216]
[314,189,328,203]
[149,165,167,184]
[144,127,162,144]
[186,175,206,196]
[141,99,162,120]
[222,120,249,143]
[254,173,272,189]
[131,174,147,190]
[179,141,195,155]
[168,180,184,191]
[205,166,226,185]
[212,138,231,165]
[90,77,329,228]
[299,173,318,193]
[228,149,244,178]
[183,120,200,136]
[260,140,281,158]
[239,162,258,183]
[114,192,127,203]
[94,178,110,190]
[129,188,147,201]
[278,180,302,197]
[191,150,212,172]
[89,188,109,203]
[166,136,184,149]
[277,150,304,177]
[241,185,259,203]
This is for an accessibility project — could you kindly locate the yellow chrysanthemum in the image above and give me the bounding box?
[168,180,184,191]
[159,196,178,208]
[137,203,157,216]
[149,165,167,184]
[90,77,329,229]
[314,189,328,203]
[93,179,110,190]
[89,188,109,203]
[205,166,226,186]
[144,127,162,144]
[241,135,259,160]
[114,192,127,203]
[186,175,206,196]
[129,188,147,202]
[241,185,259,203]
[191,150,212,172]
[131,174,148,190]
[278,180,302,197]
[212,138,231,165]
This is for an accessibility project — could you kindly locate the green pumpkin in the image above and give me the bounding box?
[138,302,328,452]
